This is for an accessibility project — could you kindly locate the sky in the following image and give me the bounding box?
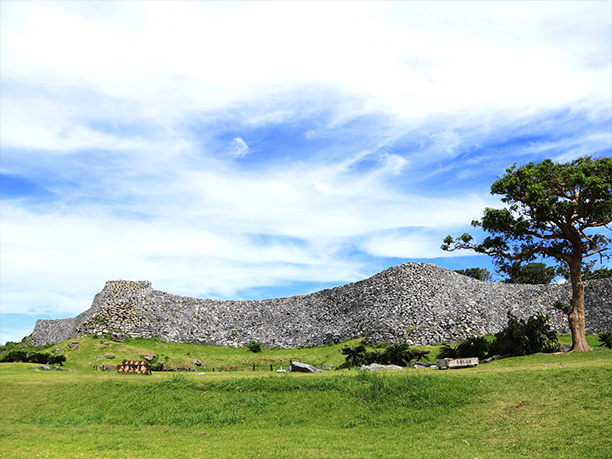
[1,1,611,344]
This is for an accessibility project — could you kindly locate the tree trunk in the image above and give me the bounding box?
[568,257,592,351]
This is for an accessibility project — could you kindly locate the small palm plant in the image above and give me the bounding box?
[340,342,367,367]
[598,332,612,349]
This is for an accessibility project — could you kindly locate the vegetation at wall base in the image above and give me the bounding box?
[489,312,561,356]
[339,341,431,368]
[247,340,263,353]
[437,313,561,360]
[0,338,67,365]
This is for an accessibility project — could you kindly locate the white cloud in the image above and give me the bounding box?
[0,148,498,316]
[2,1,609,151]
[0,1,610,329]
[226,137,249,158]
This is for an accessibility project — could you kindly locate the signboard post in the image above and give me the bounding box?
[436,357,479,369]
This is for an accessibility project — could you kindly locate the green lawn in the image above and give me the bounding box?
[0,336,610,458]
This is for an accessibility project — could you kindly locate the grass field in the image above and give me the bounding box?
[0,335,610,459]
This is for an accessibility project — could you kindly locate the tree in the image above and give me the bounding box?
[558,261,612,281]
[583,268,612,280]
[502,262,557,284]
[442,157,612,351]
[454,267,493,281]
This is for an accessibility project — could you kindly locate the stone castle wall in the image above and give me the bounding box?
[28,263,612,348]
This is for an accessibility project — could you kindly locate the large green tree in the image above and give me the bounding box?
[502,262,557,284]
[454,267,493,281]
[442,157,612,351]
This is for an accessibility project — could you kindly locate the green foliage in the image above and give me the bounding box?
[455,335,490,359]
[0,348,65,365]
[442,156,612,350]
[502,262,557,284]
[47,354,67,366]
[437,343,458,359]
[28,352,50,364]
[340,342,367,367]
[362,349,387,365]
[583,268,612,280]
[408,348,430,361]
[248,341,263,353]
[438,318,560,360]
[383,343,414,366]
[597,332,612,349]
[490,312,561,356]
[341,341,429,368]
[557,260,612,281]
[0,338,46,356]
[92,314,107,324]
[454,267,492,281]
[442,157,612,268]
[0,350,29,363]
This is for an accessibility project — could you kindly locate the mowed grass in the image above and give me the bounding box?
[0,337,610,459]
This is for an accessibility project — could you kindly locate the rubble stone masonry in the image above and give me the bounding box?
[28,263,612,348]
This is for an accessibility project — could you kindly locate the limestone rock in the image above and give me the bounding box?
[26,264,612,348]
[290,362,322,373]
[360,363,403,371]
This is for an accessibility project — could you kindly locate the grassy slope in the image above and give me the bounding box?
[23,333,606,373]
[0,336,610,459]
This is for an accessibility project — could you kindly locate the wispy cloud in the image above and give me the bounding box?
[226,137,250,158]
[1,1,610,343]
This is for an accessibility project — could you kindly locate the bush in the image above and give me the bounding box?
[247,341,263,353]
[340,342,367,367]
[598,332,612,349]
[47,354,67,366]
[28,352,50,364]
[340,341,428,368]
[383,343,416,366]
[0,339,46,362]
[490,312,560,356]
[437,343,458,359]
[1,350,29,362]
[408,348,431,362]
[363,349,388,365]
[455,335,490,360]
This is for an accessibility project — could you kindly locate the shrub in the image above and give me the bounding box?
[455,335,490,360]
[47,354,67,366]
[598,332,612,349]
[409,348,431,362]
[437,343,458,359]
[28,352,50,364]
[490,312,560,356]
[362,349,388,365]
[248,341,263,353]
[1,350,29,362]
[340,342,367,367]
[340,341,428,368]
[151,361,165,371]
[383,343,415,366]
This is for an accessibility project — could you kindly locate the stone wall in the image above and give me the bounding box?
[27,263,612,347]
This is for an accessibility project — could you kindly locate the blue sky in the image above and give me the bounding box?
[1,1,611,344]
